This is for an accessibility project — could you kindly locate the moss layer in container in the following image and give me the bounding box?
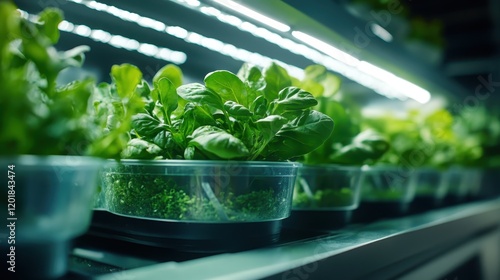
[291,165,361,210]
[100,160,298,222]
[360,166,416,203]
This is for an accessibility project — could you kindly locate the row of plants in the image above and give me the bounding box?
[2,4,499,272]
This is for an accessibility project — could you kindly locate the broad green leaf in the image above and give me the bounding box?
[153,64,183,88]
[237,63,265,104]
[38,8,63,44]
[299,80,324,98]
[152,130,174,150]
[177,83,223,110]
[121,138,161,159]
[111,64,142,98]
[180,103,216,136]
[131,113,163,137]
[263,62,291,101]
[154,77,178,116]
[266,110,334,160]
[186,103,216,125]
[272,87,318,114]
[329,130,390,165]
[237,63,262,83]
[0,3,19,49]
[223,101,252,119]
[189,126,249,159]
[255,115,287,141]
[204,70,247,106]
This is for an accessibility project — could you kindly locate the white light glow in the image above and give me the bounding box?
[370,23,393,42]
[200,6,221,17]
[292,31,360,67]
[167,1,432,103]
[212,0,290,32]
[69,25,185,64]
[166,26,189,39]
[185,0,201,7]
[358,61,431,103]
[66,0,431,103]
[90,29,111,43]
[74,25,91,37]
[68,0,303,79]
[58,20,75,32]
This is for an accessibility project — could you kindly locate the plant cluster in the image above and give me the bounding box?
[92,61,335,221]
[296,65,390,166]
[96,62,334,161]
[0,5,96,156]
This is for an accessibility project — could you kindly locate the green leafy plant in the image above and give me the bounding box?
[293,187,353,208]
[0,5,98,156]
[96,62,333,222]
[294,65,389,166]
[0,4,130,158]
[107,62,334,161]
[363,108,457,168]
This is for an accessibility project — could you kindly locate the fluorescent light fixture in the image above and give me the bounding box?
[358,61,431,104]
[67,0,430,103]
[59,20,187,64]
[292,31,360,67]
[212,0,290,32]
[370,23,393,42]
[67,0,303,78]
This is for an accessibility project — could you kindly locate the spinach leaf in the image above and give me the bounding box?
[263,62,291,101]
[153,77,178,123]
[153,64,183,88]
[264,110,334,160]
[205,70,247,106]
[177,83,224,110]
[271,87,318,115]
[224,101,252,119]
[188,126,250,159]
[121,138,162,159]
[329,130,390,165]
[131,113,163,137]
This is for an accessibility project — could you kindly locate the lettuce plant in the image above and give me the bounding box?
[296,65,389,166]
[0,5,97,156]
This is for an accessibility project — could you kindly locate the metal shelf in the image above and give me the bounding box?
[67,198,500,280]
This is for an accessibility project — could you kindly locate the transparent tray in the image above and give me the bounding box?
[92,159,299,252]
[284,164,363,230]
[354,165,418,222]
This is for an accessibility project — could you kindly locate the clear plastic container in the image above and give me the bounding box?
[97,160,298,222]
[292,165,362,210]
[445,166,469,202]
[0,155,103,279]
[360,165,417,203]
[413,168,449,211]
[284,164,362,230]
[355,165,418,221]
[93,160,299,252]
[464,168,483,199]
